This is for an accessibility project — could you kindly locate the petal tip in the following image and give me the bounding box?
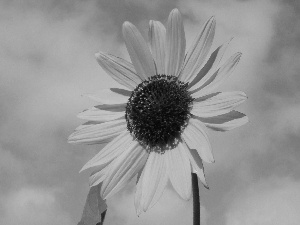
[206,154,215,163]
[123,21,131,26]
[183,192,192,201]
[79,165,88,173]
[149,20,154,26]
[206,156,215,163]
[206,16,216,32]
[239,91,248,100]
[122,21,133,30]
[171,8,180,14]
[104,191,113,200]
[95,52,101,59]
[231,52,242,64]
[209,15,216,23]
[95,51,107,61]
[67,134,75,143]
[169,8,182,20]
[244,115,250,123]
[136,208,142,216]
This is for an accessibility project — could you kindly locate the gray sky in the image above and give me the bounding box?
[1,0,300,225]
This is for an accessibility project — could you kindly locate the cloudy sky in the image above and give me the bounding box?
[1,0,300,224]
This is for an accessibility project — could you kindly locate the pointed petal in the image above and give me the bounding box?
[148,20,166,75]
[182,118,214,163]
[136,167,143,185]
[77,107,125,122]
[166,143,191,200]
[80,131,133,172]
[101,142,148,199]
[180,17,216,83]
[136,152,168,213]
[191,52,242,98]
[134,168,144,215]
[89,166,110,187]
[73,122,104,136]
[68,118,127,145]
[122,21,155,80]
[78,103,126,122]
[95,52,142,90]
[191,91,247,117]
[199,110,249,131]
[188,39,232,90]
[83,89,129,104]
[165,8,186,76]
[182,141,208,188]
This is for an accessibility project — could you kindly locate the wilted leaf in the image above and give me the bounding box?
[78,183,107,225]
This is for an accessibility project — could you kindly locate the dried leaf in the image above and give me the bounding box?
[78,183,107,225]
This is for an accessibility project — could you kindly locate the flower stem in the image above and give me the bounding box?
[192,173,200,225]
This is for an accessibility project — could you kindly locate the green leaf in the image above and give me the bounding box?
[78,183,107,225]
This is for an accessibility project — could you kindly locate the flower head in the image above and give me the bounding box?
[69,8,248,214]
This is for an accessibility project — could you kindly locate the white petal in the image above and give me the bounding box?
[80,131,133,172]
[182,141,208,188]
[191,91,247,117]
[83,88,129,104]
[166,143,191,200]
[191,52,242,98]
[89,165,110,187]
[188,39,232,90]
[148,20,166,75]
[68,118,127,144]
[135,152,168,213]
[134,168,144,215]
[77,102,126,123]
[136,166,143,184]
[122,21,155,80]
[200,110,249,131]
[95,52,142,90]
[179,16,215,83]
[165,8,186,76]
[182,118,214,163]
[77,107,125,122]
[101,141,148,199]
[74,121,102,131]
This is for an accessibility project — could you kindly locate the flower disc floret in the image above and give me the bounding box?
[125,75,194,152]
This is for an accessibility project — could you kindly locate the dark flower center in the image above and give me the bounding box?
[125,75,194,153]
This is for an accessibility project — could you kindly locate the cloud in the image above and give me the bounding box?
[225,177,300,225]
[0,0,123,178]
[0,146,27,192]
[0,187,72,225]
[0,0,124,221]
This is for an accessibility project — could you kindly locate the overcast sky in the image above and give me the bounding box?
[1,0,300,225]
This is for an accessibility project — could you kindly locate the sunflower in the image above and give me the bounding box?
[68,8,248,214]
